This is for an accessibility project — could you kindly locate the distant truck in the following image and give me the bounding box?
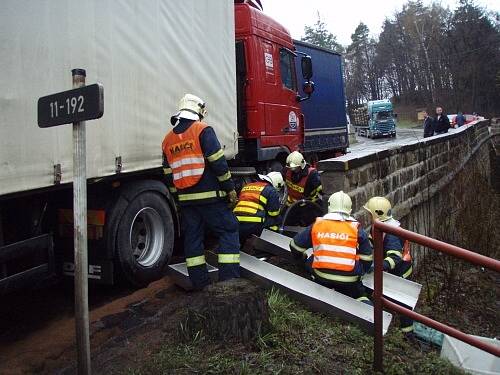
[351,99,397,138]
[294,40,349,158]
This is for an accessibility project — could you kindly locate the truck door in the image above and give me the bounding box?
[261,40,301,148]
[235,40,247,136]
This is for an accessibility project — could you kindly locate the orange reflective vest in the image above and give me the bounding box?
[162,121,207,190]
[311,218,360,272]
[285,167,316,204]
[233,181,267,222]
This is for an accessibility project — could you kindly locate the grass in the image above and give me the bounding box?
[126,288,465,375]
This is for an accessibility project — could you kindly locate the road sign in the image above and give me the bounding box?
[37,83,103,128]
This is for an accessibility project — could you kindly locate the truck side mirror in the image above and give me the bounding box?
[394,113,398,118]
[303,81,315,95]
[297,81,315,102]
[301,55,313,80]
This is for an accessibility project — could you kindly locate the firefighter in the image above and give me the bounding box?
[290,191,373,303]
[363,196,414,335]
[284,151,322,207]
[162,94,240,290]
[234,172,284,244]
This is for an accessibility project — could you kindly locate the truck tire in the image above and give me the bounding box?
[114,191,174,287]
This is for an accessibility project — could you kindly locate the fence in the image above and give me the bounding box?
[372,220,500,372]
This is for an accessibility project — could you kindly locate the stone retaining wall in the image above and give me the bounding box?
[319,119,492,229]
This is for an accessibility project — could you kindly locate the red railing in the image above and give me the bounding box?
[372,220,500,372]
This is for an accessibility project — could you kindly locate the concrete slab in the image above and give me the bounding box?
[239,252,393,335]
[255,229,422,309]
[167,262,219,291]
[168,252,393,335]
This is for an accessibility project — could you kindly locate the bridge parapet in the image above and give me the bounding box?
[318,120,491,225]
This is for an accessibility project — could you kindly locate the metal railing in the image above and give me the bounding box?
[372,220,500,372]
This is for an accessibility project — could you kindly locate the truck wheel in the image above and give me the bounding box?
[115,191,174,287]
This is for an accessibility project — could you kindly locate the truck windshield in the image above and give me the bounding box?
[375,111,392,120]
[279,48,297,91]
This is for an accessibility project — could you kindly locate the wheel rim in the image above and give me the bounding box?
[129,207,164,267]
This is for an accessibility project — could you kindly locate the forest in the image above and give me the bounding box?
[301,0,500,116]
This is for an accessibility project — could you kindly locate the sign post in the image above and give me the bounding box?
[38,69,103,375]
[72,68,91,375]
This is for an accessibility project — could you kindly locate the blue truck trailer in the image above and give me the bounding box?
[294,40,348,157]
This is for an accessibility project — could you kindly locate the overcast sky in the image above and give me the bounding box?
[262,0,500,46]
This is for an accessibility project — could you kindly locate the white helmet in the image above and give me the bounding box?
[260,171,284,190]
[286,151,306,170]
[328,191,352,215]
[170,93,207,125]
[363,196,393,222]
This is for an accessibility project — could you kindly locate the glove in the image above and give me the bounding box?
[227,190,238,209]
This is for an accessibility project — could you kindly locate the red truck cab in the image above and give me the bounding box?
[234,1,312,168]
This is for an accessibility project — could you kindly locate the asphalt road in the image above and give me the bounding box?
[348,127,425,154]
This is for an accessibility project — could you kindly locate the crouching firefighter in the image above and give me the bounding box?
[162,93,240,290]
[284,151,322,207]
[364,196,414,335]
[234,172,284,244]
[290,191,373,303]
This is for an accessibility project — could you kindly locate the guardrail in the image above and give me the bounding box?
[372,220,500,372]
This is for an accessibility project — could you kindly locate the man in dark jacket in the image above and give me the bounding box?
[455,112,466,127]
[433,107,450,134]
[423,111,434,138]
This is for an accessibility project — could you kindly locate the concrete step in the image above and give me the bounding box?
[254,229,422,310]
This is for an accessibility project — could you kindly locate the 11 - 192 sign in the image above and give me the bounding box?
[37,83,104,128]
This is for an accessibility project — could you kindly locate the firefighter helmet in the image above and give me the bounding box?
[286,151,306,170]
[363,196,393,222]
[328,191,352,215]
[259,172,284,191]
[170,93,207,125]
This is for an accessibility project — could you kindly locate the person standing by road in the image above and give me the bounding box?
[433,106,450,134]
[162,94,240,290]
[455,112,466,127]
[423,110,434,138]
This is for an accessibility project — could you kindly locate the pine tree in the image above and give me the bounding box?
[301,12,344,53]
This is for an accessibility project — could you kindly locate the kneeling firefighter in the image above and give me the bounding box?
[364,197,414,335]
[290,191,373,303]
[234,172,284,243]
[162,94,240,290]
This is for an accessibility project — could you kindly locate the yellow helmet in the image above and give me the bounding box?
[328,191,352,215]
[363,197,393,221]
[171,93,207,125]
[286,151,306,170]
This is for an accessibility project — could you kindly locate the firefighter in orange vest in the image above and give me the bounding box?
[284,151,322,207]
[234,172,284,244]
[162,94,240,290]
[364,197,414,335]
[290,191,373,303]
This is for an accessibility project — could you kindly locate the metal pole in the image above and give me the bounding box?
[373,223,384,372]
[72,68,91,375]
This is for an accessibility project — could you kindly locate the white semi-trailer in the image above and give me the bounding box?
[0,0,237,291]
